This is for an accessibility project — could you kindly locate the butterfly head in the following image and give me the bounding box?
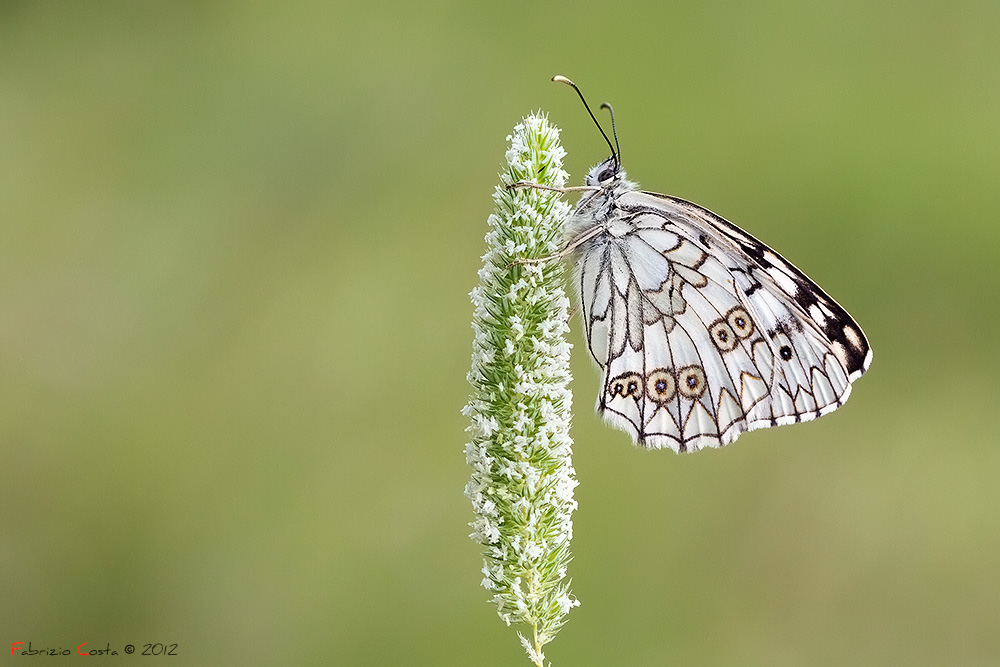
[585,156,625,188]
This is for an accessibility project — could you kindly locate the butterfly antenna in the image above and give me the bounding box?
[600,102,621,167]
[552,75,618,164]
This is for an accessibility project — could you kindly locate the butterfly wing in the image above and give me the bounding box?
[577,189,871,453]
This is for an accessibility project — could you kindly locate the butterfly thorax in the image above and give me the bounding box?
[564,159,638,244]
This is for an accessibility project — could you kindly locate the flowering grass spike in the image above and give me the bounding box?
[464,113,579,666]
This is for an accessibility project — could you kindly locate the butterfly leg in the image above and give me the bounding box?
[508,225,604,266]
[507,181,600,194]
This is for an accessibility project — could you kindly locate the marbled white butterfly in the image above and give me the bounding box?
[516,76,872,452]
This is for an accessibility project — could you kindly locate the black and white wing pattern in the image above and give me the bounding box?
[571,159,872,453]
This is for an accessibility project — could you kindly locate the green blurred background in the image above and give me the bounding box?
[2,1,998,665]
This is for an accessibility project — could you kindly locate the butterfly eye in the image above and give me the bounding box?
[597,167,615,182]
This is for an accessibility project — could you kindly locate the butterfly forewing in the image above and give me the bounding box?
[571,173,871,453]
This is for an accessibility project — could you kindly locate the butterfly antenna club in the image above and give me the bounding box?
[552,75,618,165]
[600,102,621,167]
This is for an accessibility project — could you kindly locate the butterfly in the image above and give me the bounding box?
[516,76,872,453]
